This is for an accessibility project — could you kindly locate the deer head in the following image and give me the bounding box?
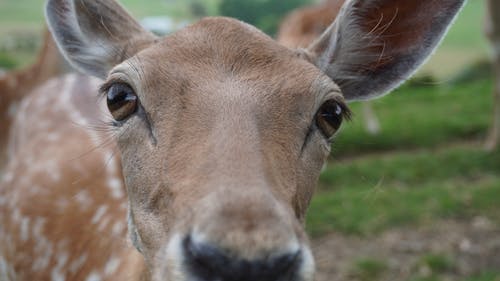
[46,0,464,280]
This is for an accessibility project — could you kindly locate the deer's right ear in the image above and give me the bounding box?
[306,0,465,102]
[45,0,157,78]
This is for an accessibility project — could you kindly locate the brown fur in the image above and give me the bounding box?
[277,0,344,48]
[0,0,464,280]
[1,74,146,280]
[0,29,68,170]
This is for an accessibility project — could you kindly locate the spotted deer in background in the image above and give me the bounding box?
[0,0,464,280]
[0,29,68,171]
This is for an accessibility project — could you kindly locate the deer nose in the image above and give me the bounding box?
[183,235,302,281]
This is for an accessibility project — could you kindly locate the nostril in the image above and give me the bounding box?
[183,235,302,281]
[183,235,230,279]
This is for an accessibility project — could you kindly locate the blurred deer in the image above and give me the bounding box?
[0,0,464,280]
[0,29,68,170]
[485,0,500,150]
[277,0,381,135]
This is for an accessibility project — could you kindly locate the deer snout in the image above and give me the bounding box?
[183,234,302,281]
[158,190,315,281]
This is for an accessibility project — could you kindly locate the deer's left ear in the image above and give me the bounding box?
[45,0,157,78]
[307,0,465,101]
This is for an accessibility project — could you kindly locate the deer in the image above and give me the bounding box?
[277,0,381,135]
[276,0,344,49]
[0,0,464,280]
[485,0,500,150]
[0,29,69,171]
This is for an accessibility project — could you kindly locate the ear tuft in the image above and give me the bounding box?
[45,0,156,78]
[308,0,466,101]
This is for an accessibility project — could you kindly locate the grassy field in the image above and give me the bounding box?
[309,74,500,281]
[309,75,499,237]
[420,0,489,78]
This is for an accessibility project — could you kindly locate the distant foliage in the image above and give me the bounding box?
[218,0,311,35]
[0,52,17,70]
[449,59,492,86]
[189,1,208,18]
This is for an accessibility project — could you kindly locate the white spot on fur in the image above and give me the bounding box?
[98,215,110,232]
[20,217,30,241]
[47,133,60,142]
[107,177,123,199]
[104,257,120,276]
[11,209,21,223]
[75,190,93,210]
[85,271,102,281]
[0,255,16,280]
[69,254,88,274]
[46,160,61,182]
[51,251,68,281]
[33,238,53,271]
[33,217,46,237]
[91,205,108,224]
[0,256,9,278]
[112,222,125,237]
[51,270,65,281]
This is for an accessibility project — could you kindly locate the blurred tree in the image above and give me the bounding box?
[485,0,500,150]
[189,1,208,18]
[219,0,311,35]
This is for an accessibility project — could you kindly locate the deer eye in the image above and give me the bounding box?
[106,83,138,121]
[316,100,349,139]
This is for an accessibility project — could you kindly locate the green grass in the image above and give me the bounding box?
[464,272,500,281]
[333,78,492,158]
[308,178,500,236]
[0,52,18,69]
[350,258,388,281]
[439,1,488,50]
[410,278,442,281]
[419,0,489,78]
[418,254,455,274]
[322,146,500,191]
[408,272,500,281]
[309,80,498,237]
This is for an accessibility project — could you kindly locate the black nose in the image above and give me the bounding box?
[183,235,302,281]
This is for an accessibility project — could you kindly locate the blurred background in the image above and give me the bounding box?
[0,0,498,281]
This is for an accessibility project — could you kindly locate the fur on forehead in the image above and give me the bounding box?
[140,17,307,73]
[107,17,338,101]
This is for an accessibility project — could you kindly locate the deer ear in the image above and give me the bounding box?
[307,0,465,101]
[45,0,157,78]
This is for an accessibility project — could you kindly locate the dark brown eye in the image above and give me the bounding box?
[107,83,138,121]
[316,100,349,139]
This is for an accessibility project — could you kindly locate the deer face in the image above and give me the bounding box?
[106,19,341,280]
[46,0,464,280]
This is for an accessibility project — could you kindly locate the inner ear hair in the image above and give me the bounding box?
[307,0,466,101]
[45,0,156,78]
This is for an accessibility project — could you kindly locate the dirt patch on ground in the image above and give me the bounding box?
[313,218,500,281]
